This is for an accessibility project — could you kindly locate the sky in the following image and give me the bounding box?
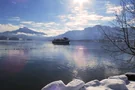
[0,0,123,36]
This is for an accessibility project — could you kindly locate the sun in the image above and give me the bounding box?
[73,0,89,5]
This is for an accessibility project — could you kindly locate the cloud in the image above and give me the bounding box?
[16,32,40,36]
[0,23,61,36]
[21,1,116,36]
[44,29,67,37]
[21,21,60,28]
[58,4,116,30]
[127,18,135,25]
[20,21,65,36]
[106,2,123,15]
[0,24,20,32]
[8,17,21,21]
[21,21,44,27]
[21,21,33,24]
[5,1,117,36]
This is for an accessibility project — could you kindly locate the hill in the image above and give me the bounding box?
[54,25,116,40]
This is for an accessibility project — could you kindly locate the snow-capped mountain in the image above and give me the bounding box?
[0,27,47,40]
[2,27,46,35]
[54,25,115,40]
[0,25,121,40]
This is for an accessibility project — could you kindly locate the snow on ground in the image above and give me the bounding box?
[41,75,135,90]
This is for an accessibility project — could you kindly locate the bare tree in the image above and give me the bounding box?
[101,0,135,63]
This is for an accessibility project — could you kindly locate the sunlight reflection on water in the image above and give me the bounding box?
[0,41,131,90]
[0,42,130,86]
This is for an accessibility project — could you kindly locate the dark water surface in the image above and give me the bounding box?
[0,41,133,90]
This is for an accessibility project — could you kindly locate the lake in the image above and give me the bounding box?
[0,41,134,90]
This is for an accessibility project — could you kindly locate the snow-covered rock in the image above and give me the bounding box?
[86,86,112,90]
[108,75,129,84]
[41,74,135,90]
[126,81,135,90]
[41,80,66,90]
[100,79,128,90]
[85,80,100,87]
[66,79,85,90]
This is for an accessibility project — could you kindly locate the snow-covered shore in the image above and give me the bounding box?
[41,74,135,90]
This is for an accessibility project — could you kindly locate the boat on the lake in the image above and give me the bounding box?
[52,37,70,45]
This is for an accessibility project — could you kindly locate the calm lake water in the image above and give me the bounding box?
[0,41,134,90]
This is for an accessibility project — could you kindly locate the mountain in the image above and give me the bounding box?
[0,25,120,41]
[54,25,115,40]
[2,27,46,35]
[0,27,47,40]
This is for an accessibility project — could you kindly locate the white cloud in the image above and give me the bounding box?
[21,21,33,24]
[0,23,62,36]
[16,32,39,36]
[128,18,135,25]
[20,21,65,36]
[44,22,60,28]
[106,3,123,15]
[44,29,67,37]
[21,21,43,27]
[21,21,60,28]
[58,4,116,30]
[8,17,21,21]
[0,24,20,32]
[5,1,117,36]
[101,16,116,21]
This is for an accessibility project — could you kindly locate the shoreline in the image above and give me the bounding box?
[41,73,135,90]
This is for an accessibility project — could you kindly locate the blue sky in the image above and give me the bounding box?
[0,0,123,36]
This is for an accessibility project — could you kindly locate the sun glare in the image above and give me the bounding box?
[73,0,89,5]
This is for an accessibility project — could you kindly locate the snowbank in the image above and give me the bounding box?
[41,75,135,90]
